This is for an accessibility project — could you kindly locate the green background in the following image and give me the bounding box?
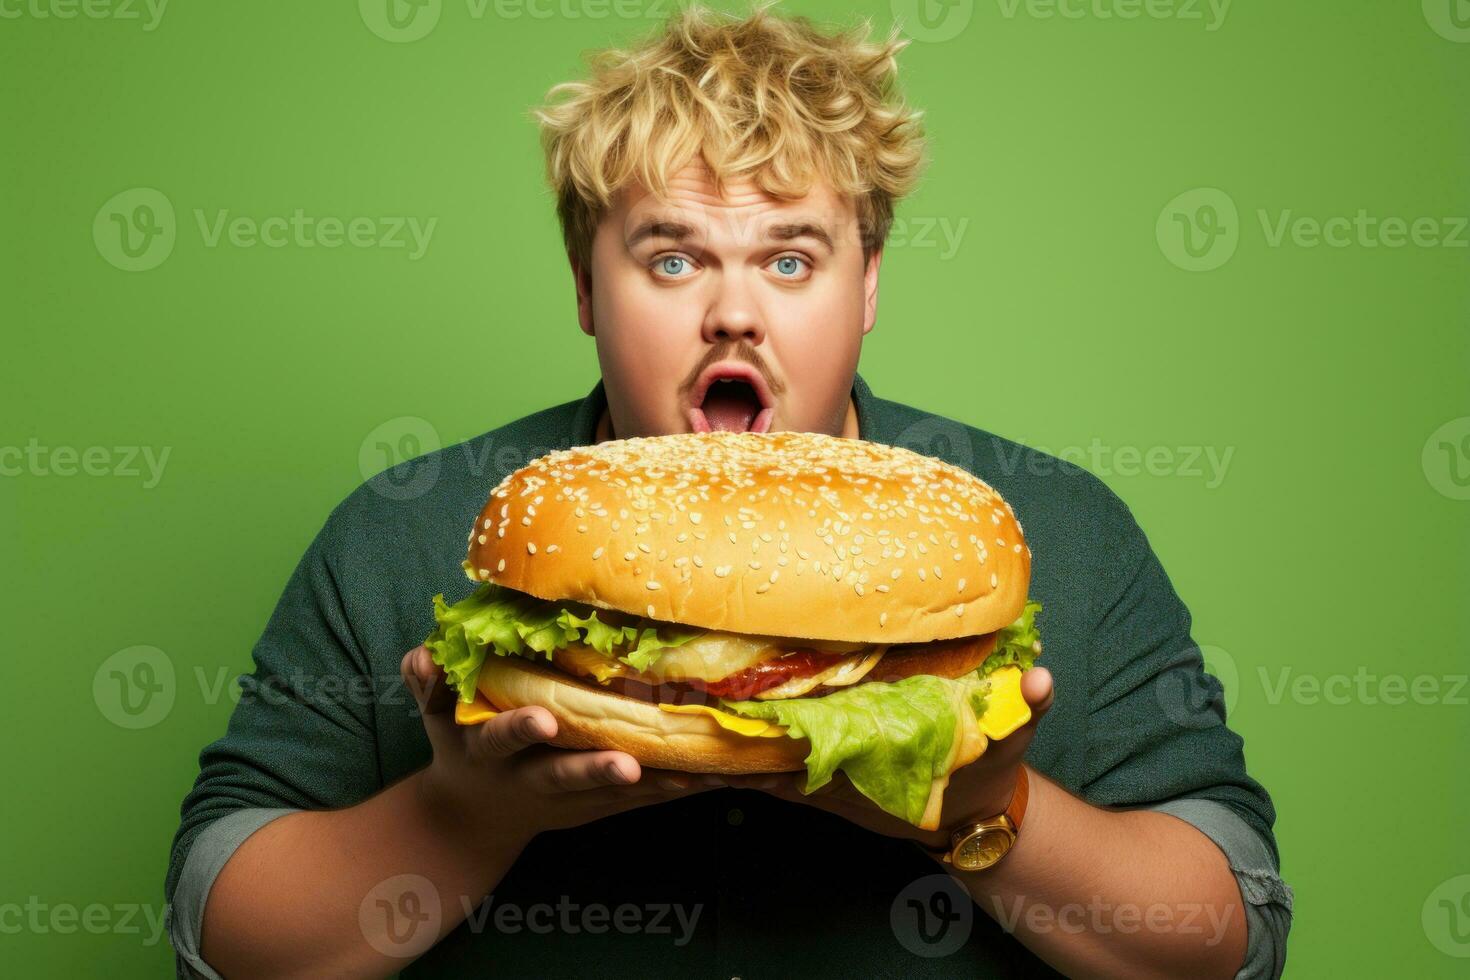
[3,0,1467,975]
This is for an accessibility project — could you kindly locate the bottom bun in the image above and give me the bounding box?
[475,655,811,774]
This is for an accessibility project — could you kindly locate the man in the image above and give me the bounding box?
[166,5,1292,977]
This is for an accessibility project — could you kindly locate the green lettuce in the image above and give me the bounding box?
[720,599,1043,826]
[425,584,705,703]
[982,599,1043,675]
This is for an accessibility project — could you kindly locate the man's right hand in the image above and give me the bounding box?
[401,645,716,850]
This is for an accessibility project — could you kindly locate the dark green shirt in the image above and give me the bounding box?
[166,372,1290,978]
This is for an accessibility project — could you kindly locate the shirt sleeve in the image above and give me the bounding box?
[163,517,384,975]
[1146,798,1294,980]
[1077,493,1291,975]
[166,807,299,979]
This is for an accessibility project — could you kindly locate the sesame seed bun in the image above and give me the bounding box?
[465,430,1030,644]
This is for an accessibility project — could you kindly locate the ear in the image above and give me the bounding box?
[861,247,883,336]
[571,251,595,337]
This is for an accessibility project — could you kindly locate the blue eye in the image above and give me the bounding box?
[657,256,690,277]
[772,256,807,278]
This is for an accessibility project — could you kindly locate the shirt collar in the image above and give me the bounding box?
[571,371,878,446]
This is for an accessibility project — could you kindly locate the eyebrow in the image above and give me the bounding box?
[624,217,836,253]
[765,221,835,253]
[625,219,697,248]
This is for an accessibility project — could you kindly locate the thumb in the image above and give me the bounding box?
[1019,665,1054,721]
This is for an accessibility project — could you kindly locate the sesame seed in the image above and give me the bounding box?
[646,580,661,590]
[756,582,770,594]
[577,525,588,533]
[482,518,492,530]
[591,547,604,560]
[478,567,489,579]
[714,565,732,578]
[545,544,559,553]
[637,542,652,554]
[624,551,635,561]
[520,516,531,526]
[991,573,999,588]
[497,558,506,572]
[477,534,487,545]
[880,612,888,627]
[647,604,656,617]
[526,542,537,554]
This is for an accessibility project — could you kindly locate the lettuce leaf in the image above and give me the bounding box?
[720,671,986,825]
[425,584,705,703]
[982,599,1043,675]
[720,599,1043,826]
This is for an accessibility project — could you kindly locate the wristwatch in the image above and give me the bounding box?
[924,765,1030,871]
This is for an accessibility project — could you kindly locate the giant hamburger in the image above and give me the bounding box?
[426,430,1041,830]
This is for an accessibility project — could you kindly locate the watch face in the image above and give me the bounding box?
[954,827,1013,871]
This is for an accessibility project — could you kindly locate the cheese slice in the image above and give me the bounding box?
[978,666,1031,739]
[554,644,632,684]
[455,692,499,726]
[658,701,789,738]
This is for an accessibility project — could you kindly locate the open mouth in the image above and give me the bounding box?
[687,365,775,434]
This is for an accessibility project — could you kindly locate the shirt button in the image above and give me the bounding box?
[726,808,744,826]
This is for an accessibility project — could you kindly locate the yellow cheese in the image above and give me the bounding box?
[554,644,632,684]
[455,694,499,726]
[658,701,789,739]
[978,666,1031,739]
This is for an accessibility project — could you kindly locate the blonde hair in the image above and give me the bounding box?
[533,1,927,271]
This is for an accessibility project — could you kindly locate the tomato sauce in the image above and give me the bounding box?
[688,648,851,700]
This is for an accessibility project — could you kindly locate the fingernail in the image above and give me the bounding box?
[520,717,545,739]
[606,762,634,784]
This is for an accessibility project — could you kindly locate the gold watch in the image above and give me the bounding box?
[925,765,1030,871]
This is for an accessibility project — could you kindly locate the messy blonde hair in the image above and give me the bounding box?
[533,1,927,271]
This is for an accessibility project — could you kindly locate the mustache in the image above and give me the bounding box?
[683,343,784,397]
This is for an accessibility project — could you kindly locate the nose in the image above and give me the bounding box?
[700,274,766,346]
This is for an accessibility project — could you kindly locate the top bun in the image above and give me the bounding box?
[464,431,1030,644]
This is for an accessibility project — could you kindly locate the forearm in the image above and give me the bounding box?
[937,767,1246,980]
[201,768,530,979]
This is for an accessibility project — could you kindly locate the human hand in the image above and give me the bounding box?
[401,645,719,851]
